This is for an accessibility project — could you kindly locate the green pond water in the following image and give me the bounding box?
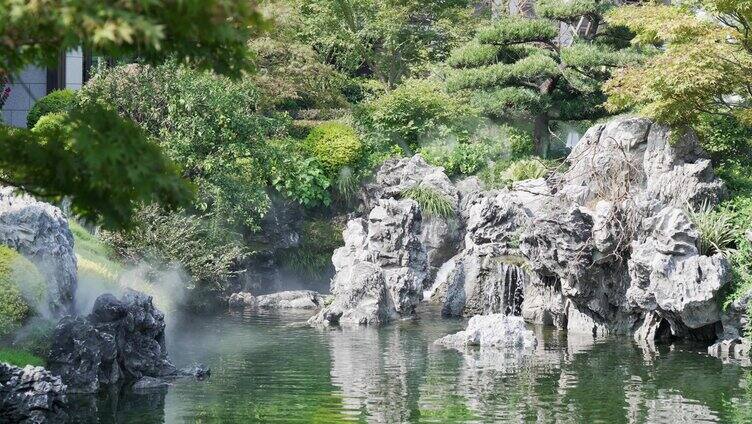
[69,306,752,423]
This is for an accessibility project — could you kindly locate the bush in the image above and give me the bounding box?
[269,139,332,208]
[418,125,534,177]
[101,204,246,297]
[0,349,45,367]
[400,186,455,217]
[279,219,343,278]
[481,158,548,189]
[80,62,287,231]
[304,122,363,176]
[367,79,469,151]
[26,89,76,128]
[0,246,45,337]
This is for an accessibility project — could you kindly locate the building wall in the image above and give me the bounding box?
[1,49,87,128]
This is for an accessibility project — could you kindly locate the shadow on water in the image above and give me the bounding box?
[67,305,752,423]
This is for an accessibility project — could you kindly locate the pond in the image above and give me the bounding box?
[68,306,752,423]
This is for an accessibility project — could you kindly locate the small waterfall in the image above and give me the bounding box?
[484,261,526,316]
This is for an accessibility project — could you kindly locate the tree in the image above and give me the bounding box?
[446,0,643,156]
[298,0,474,88]
[0,0,265,228]
[604,1,752,130]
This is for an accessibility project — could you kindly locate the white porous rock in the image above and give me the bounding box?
[435,314,537,349]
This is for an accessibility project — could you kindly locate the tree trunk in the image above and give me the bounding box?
[533,114,550,158]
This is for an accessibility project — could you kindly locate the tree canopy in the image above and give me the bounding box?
[604,1,752,129]
[0,0,265,228]
[446,0,645,155]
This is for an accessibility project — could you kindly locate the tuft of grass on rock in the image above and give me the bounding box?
[400,186,456,218]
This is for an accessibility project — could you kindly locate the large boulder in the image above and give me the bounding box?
[0,188,77,316]
[0,364,67,423]
[310,199,428,326]
[49,290,180,393]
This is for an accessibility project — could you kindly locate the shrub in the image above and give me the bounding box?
[0,349,45,367]
[101,204,246,297]
[269,139,332,208]
[0,246,45,337]
[481,158,547,189]
[279,219,343,278]
[367,79,468,151]
[304,122,362,176]
[80,62,287,231]
[400,186,455,218]
[26,89,76,128]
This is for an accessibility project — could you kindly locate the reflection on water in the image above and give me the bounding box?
[72,306,752,423]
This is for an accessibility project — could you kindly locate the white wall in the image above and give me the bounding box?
[2,49,85,128]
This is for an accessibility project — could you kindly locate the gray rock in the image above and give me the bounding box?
[309,261,397,326]
[0,188,77,316]
[627,207,730,333]
[179,363,211,380]
[319,199,428,326]
[362,155,462,284]
[255,290,325,310]
[228,292,255,309]
[435,314,536,349]
[0,364,67,423]
[49,290,179,393]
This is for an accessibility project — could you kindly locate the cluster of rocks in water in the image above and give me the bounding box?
[297,116,749,361]
[49,290,209,394]
[229,289,327,310]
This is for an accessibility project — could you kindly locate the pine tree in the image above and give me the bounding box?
[446,0,644,156]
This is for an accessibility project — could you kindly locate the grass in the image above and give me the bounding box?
[70,222,122,292]
[400,186,456,218]
[685,201,737,257]
[0,246,45,338]
[0,348,45,367]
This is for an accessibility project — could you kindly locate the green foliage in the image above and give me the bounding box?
[400,186,455,218]
[1,0,265,79]
[0,349,44,367]
[367,79,468,151]
[0,0,265,230]
[71,222,122,286]
[8,319,55,361]
[481,158,548,189]
[279,219,343,278]
[81,63,286,230]
[102,204,246,295]
[0,246,45,338]
[335,167,360,203]
[448,2,642,155]
[297,0,475,87]
[26,89,76,128]
[269,142,332,208]
[695,114,752,169]
[685,202,737,257]
[0,101,193,229]
[604,2,752,128]
[304,122,363,176]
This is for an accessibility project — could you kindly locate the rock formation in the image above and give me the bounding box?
[0,363,67,423]
[310,199,428,326]
[431,117,731,342]
[0,188,77,316]
[49,290,205,393]
[229,290,327,310]
[435,314,537,349]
